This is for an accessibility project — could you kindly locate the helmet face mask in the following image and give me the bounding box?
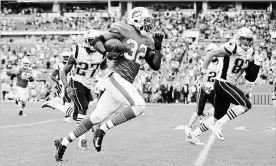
[84,30,98,51]
[62,55,69,64]
[236,27,254,51]
[22,58,30,69]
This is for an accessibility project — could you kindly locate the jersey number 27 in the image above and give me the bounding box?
[124,39,147,64]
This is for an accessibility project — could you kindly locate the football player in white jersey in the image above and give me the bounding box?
[42,52,73,122]
[185,43,222,145]
[54,7,164,161]
[45,30,107,150]
[186,27,265,143]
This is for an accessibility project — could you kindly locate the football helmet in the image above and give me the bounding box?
[22,57,30,69]
[235,27,254,51]
[128,7,154,36]
[60,52,70,64]
[84,30,100,50]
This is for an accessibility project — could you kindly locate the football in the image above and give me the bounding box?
[104,39,125,52]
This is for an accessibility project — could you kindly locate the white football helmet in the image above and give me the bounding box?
[235,27,254,51]
[60,52,70,64]
[206,43,219,63]
[22,57,31,69]
[84,30,100,50]
[128,7,154,36]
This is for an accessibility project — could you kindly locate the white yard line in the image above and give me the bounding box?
[1,119,62,129]
[194,134,216,166]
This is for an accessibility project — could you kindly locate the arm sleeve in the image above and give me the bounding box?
[244,61,260,82]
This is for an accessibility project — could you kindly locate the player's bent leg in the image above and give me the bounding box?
[187,88,207,135]
[98,73,146,133]
[56,91,121,159]
[215,81,252,128]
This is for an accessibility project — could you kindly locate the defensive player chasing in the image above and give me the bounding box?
[186,27,265,144]
[54,7,164,161]
[43,52,72,122]
[44,30,107,150]
[11,57,34,116]
[185,43,222,145]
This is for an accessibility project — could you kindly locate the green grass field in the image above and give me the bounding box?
[1,102,275,166]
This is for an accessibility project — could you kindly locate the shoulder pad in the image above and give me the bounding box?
[71,44,79,59]
[224,41,237,54]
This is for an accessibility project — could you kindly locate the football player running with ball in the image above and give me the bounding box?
[54,7,164,161]
[11,57,34,116]
[186,27,265,144]
[185,43,222,145]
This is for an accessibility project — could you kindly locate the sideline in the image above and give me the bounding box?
[194,134,216,165]
[1,119,62,129]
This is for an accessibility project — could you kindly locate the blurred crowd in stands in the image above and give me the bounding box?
[1,3,275,103]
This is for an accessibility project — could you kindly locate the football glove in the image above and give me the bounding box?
[254,53,266,66]
[65,86,76,99]
[153,32,164,50]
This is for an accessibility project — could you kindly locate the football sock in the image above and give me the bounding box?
[218,106,246,125]
[203,107,214,116]
[99,106,136,133]
[61,116,93,147]
[188,112,199,128]
[53,103,74,118]
[192,117,215,136]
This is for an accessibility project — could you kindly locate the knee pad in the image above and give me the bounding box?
[132,105,145,116]
[131,96,145,116]
[90,114,104,125]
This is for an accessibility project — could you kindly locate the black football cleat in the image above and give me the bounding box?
[93,128,105,152]
[41,102,55,110]
[54,138,67,162]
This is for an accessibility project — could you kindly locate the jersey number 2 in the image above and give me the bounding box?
[207,72,217,82]
[124,39,147,64]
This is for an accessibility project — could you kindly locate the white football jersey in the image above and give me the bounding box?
[217,40,254,85]
[205,58,222,89]
[71,44,105,89]
[53,62,73,85]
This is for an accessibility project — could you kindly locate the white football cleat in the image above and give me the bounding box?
[185,134,205,146]
[209,122,224,141]
[63,117,72,123]
[185,126,192,136]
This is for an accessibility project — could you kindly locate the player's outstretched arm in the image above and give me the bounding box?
[244,53,265,82]
[202,46,231,71]
[61,55,75,88]
[145,32,164,71]
[51,69,59,84]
